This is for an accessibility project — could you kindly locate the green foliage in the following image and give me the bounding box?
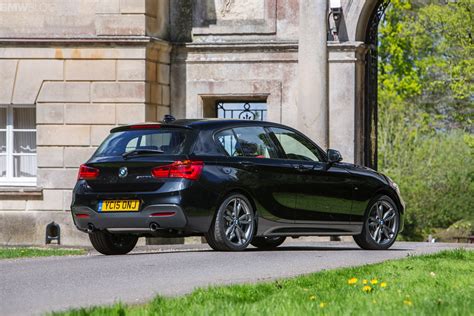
[378,0,474,240]
[378,95,473,240]
[379,106,473,239]
[448,219,474,235]
[55,249,474,316]
[435,219,474,242]
[379,0,474,129]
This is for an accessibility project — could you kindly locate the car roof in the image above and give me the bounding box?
[170,118,284,129]
[113,118,288,132]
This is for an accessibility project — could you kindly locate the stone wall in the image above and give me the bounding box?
[170,0,299,42]
[146,42,172,120]
[0,0,146,37]
[170,0,300,128]
[171,43,298,127]
[0,0,171,38]
[0,43,172,245]
[0,0,171,245]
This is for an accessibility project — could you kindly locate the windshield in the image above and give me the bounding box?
[93,129,192,158]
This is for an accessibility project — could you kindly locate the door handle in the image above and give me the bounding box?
[295,164,313,172]
[239,161,255,169]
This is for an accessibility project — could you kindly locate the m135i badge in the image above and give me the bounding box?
[118,167,128,178]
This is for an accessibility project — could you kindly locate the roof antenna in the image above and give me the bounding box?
[163,114,176,123]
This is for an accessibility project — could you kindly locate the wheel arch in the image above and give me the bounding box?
[213,187,259,231]
[373,188,404,215]
[217,187,258,215]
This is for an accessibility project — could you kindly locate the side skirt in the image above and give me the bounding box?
[257,219,363,236]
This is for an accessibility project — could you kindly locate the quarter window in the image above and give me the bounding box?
[270,127,322,162]
[215,129,240,157]
[0,105,37,186]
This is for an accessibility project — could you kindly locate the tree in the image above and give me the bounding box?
[378,0,474,240]
[379,0,473,129]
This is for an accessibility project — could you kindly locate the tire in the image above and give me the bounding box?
[353,195,400,250]
[89,231,138,255]
[251,236,286,249]
[206,193,256,251]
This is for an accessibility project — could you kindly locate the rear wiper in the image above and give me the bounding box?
[122,149,164,159]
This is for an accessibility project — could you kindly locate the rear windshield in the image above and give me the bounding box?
[93,129,192,157]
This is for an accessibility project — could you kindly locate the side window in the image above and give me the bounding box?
[233,126,277,158]
[215,126,277,158]
[270,127,321,162]
[215,129,240,157]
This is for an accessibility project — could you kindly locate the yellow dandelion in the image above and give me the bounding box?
[347,277,358,285]
[362,279,368,285]
[380,282,387,288]
[362,285,372,293]
[319,302,327,308]
[309,295,316,301]
[370,279,378,285]
[403,299,413,306]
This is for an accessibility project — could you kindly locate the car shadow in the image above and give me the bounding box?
[246,246,411,252]
[121,244,411,256]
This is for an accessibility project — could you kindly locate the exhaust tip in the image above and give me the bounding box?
[86,223,95,233]
[149,222,160,232]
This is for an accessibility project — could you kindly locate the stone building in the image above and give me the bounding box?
[0,0,389,245]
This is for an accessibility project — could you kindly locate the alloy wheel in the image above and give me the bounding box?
[222,197,253,246]
[367,200,398,245]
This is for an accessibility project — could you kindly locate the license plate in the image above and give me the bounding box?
[98,200,140,212]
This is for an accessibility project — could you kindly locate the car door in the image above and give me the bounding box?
[268,127,354,224]
[214,126,297,224]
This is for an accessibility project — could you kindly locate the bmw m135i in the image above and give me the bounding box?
[71,117,404,255]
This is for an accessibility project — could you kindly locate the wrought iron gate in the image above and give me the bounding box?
[364,0,390,170]
[216,102,267,121]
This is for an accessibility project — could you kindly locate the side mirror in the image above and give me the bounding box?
[327,149,343,163]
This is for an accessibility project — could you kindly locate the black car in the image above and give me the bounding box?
[71,117,404,255]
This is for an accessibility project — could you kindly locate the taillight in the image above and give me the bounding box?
[151,160,204,181]
[77,164,100,180]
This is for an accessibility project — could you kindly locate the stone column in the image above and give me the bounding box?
[328,42,367,164]
[297,0,329,148]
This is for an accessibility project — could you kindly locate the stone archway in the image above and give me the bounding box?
[326,0,391,168]
[337,0,391,169]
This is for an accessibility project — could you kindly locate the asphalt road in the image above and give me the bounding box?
[1,241,472,316]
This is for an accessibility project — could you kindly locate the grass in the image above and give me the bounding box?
[54,249,474,316]
[0,247,86,259]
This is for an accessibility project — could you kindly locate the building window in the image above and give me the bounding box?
[0,105,37,186]
[216,101,267,121]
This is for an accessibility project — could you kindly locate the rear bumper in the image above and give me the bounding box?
[71,204,187,232]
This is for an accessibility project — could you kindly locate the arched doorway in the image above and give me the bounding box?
[362,0,390,169]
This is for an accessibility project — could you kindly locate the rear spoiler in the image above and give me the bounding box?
[110,123,192,133]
